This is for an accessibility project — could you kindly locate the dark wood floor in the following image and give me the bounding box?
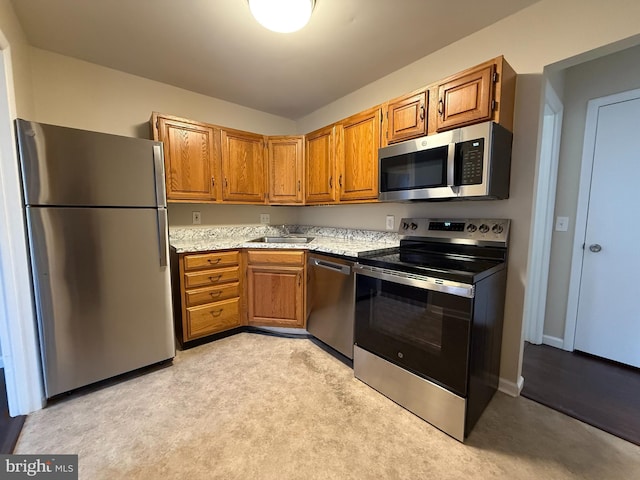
[521,342,640,446]
[0,369,26,453]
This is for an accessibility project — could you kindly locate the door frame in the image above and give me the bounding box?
[523,79,563,345]
[0,43,45,415]
[563,88,640,350]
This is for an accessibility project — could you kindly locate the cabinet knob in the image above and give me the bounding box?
[210,309,223,317]
[209,275,222,282]
[339,175,343,188]
[329,176,333,188]
[207,258,221,264]
[420,104,425,120]
[211,177,215,187]
[298,180,301,192]
[438,99,444,116]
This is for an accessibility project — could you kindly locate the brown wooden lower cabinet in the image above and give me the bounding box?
[246,250,306,328]
[172,248,308,346]
[173,249,243,345]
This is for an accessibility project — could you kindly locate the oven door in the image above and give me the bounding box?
[353,265,473,396]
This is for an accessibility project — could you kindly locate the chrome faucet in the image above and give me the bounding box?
[281,224,290,236]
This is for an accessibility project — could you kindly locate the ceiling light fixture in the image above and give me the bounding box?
[248,0,316,33]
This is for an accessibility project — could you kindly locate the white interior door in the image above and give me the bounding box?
[574,94,640,367]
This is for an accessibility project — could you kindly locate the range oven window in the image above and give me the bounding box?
[355,273,472,396]
[380,145,448,192]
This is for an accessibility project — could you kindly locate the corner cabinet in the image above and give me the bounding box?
[173,250,243,345]
[336,107,382,202]
[267,136,304,204]
[246,250,306,328]
[305,125,337,204]
[432,56,516,133]
[152,113,220,202]
[221,128,266,203]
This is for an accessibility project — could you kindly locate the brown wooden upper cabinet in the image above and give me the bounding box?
[336,106,382,202]
[267,136,304,204]
[221,128,266,203]
[305,125,336,204]
[383,90,427,145]
[433,56,516,133]
[152,113,220,202]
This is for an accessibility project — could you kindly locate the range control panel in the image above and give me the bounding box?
[399,218,510,244]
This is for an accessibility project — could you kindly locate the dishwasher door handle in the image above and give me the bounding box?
[311,258,351,275]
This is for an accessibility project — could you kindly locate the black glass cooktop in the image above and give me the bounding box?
[358,241,507,284]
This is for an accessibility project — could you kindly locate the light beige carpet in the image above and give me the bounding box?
[15,333,640,479]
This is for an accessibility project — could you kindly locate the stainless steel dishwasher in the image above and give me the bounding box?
[307,253,355,359]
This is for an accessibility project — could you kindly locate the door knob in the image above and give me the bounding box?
[589,244,602,253]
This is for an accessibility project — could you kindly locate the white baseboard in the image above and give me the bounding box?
[498,375,524,397]
[542,335,564,349]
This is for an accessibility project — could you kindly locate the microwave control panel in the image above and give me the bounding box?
[456,138,484,185]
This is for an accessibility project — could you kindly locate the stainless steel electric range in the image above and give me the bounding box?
[353,218,509,441]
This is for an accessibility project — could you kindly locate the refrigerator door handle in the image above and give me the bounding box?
[153,144,166,207]
[157,208,168,267]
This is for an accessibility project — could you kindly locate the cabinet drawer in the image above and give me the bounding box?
[186,297,240,339]
[247,250,305,266]
[183,251,239,271]
[184,266,239,289]
[185,282,239,307]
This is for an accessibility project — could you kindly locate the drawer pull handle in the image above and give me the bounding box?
[210,309,223,317]
[209,275,222,282]
[209,291,222,298]
[207,258,221,264]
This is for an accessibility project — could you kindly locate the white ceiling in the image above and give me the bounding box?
[11,0,539,120]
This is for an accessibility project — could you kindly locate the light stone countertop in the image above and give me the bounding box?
[169,224,400,258]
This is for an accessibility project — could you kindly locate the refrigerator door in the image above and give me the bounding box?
[16,119,166,208]
[26,206,175,398]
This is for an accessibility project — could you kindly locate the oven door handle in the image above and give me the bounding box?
[353,264,475,298]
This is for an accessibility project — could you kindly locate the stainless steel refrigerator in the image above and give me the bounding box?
[16,119,175,398]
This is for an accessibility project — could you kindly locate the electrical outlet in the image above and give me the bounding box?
[192,211,201,225]
[386,215,395,231]
[555,216,569,232]
[260,213,270,224]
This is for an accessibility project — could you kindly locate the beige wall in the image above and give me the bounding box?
[0,0,34,118]
[543,44,640,340]
[28,48,296,139]
[169,204,298,227]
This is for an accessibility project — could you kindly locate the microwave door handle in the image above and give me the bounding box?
[446,142,456,187]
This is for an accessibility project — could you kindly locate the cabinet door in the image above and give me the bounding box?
[221,129,266,203]
[267,136,304,204]
[305,125,336,204]
[156,115,219,202]
[435,63,494,132]
[247,265,305,328]
[337,107,381,201]
[385,91,427,144]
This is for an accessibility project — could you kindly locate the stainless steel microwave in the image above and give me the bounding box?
[378,121,512,201]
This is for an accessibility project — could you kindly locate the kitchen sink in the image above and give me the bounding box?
[249,236,315,244]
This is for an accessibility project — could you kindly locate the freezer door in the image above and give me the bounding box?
[26,206,175,398]
[16,119,166,208]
